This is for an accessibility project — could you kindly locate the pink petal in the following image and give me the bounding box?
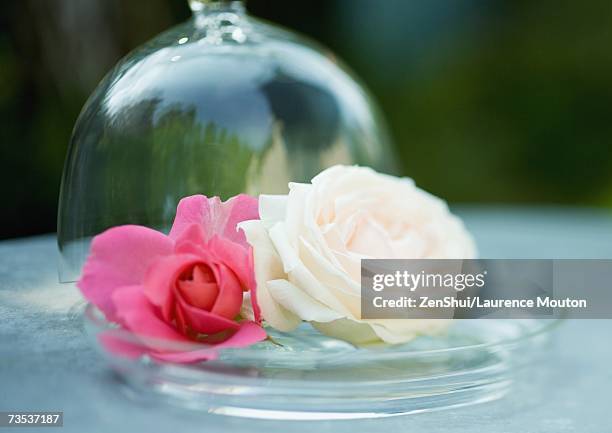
[173,223,207,249]
[220,194,260,245]
[142,253,203,322]
[173,238,208,256]
[174,231,260,322]
[177,264,219,311]
[208,236,261,323]
[208,235,253,290]
[112,285,188,344]
[151,321,267,363]
[168,195,209,241]
[175,289,240,334]
[77,226,173,321]
[210,262,243,319]
[169,194,259,247]
[174,296,189,335]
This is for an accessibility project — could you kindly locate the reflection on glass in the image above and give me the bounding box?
[58,0,396,281]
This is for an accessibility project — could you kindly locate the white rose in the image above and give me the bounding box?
[239,165,476,345]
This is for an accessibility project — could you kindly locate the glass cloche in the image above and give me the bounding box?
[58,0,396,282]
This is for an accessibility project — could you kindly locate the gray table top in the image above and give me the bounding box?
[1,206,612,432]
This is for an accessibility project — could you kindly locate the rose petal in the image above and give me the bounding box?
[298,236,362,315]
[142,253,203,322]
[173,222,207,249]
[105,288,265,364]
[269,222,351,316]
[169,194,259,247]
[112,285,188,344]
[207,235,261,323]
[151,321,266,363]
[220,194,260,245]
[177,264,219,311]
[267,279,343,323]
[370,319,450,344]
[238,220,300,331]
[175,289,240,334]
[206,236,251,288]
[78,226,173,321]
[268,222,301,273]
[173,238,208,257]
[168,195,209,241]
[210,263,243,319]
[311,319,380,345]
[258,194,288,228]
[173,232,253,299]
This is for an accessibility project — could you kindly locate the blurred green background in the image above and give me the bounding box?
[1,0,612,240]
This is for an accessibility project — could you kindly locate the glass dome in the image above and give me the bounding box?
[58,0,397,282]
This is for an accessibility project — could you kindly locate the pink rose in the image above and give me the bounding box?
[78,194,266,363]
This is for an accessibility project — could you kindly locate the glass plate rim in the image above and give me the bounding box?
[83,303,562,363]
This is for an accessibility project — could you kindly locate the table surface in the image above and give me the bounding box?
[1,206,612,433]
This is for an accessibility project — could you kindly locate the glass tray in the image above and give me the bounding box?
[83,304,559,420]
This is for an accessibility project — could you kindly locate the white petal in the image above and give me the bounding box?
[258,195,288,228]
[311,319,380,345]
[268,222,351,316]
[370,319,449,344]
[300,236,361,295]
[258,281,301,332]
[238,219,300,331]
[287,263,352,317]
[268,222,300,272]
[267,279,343,323]
[286,182,311,242]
